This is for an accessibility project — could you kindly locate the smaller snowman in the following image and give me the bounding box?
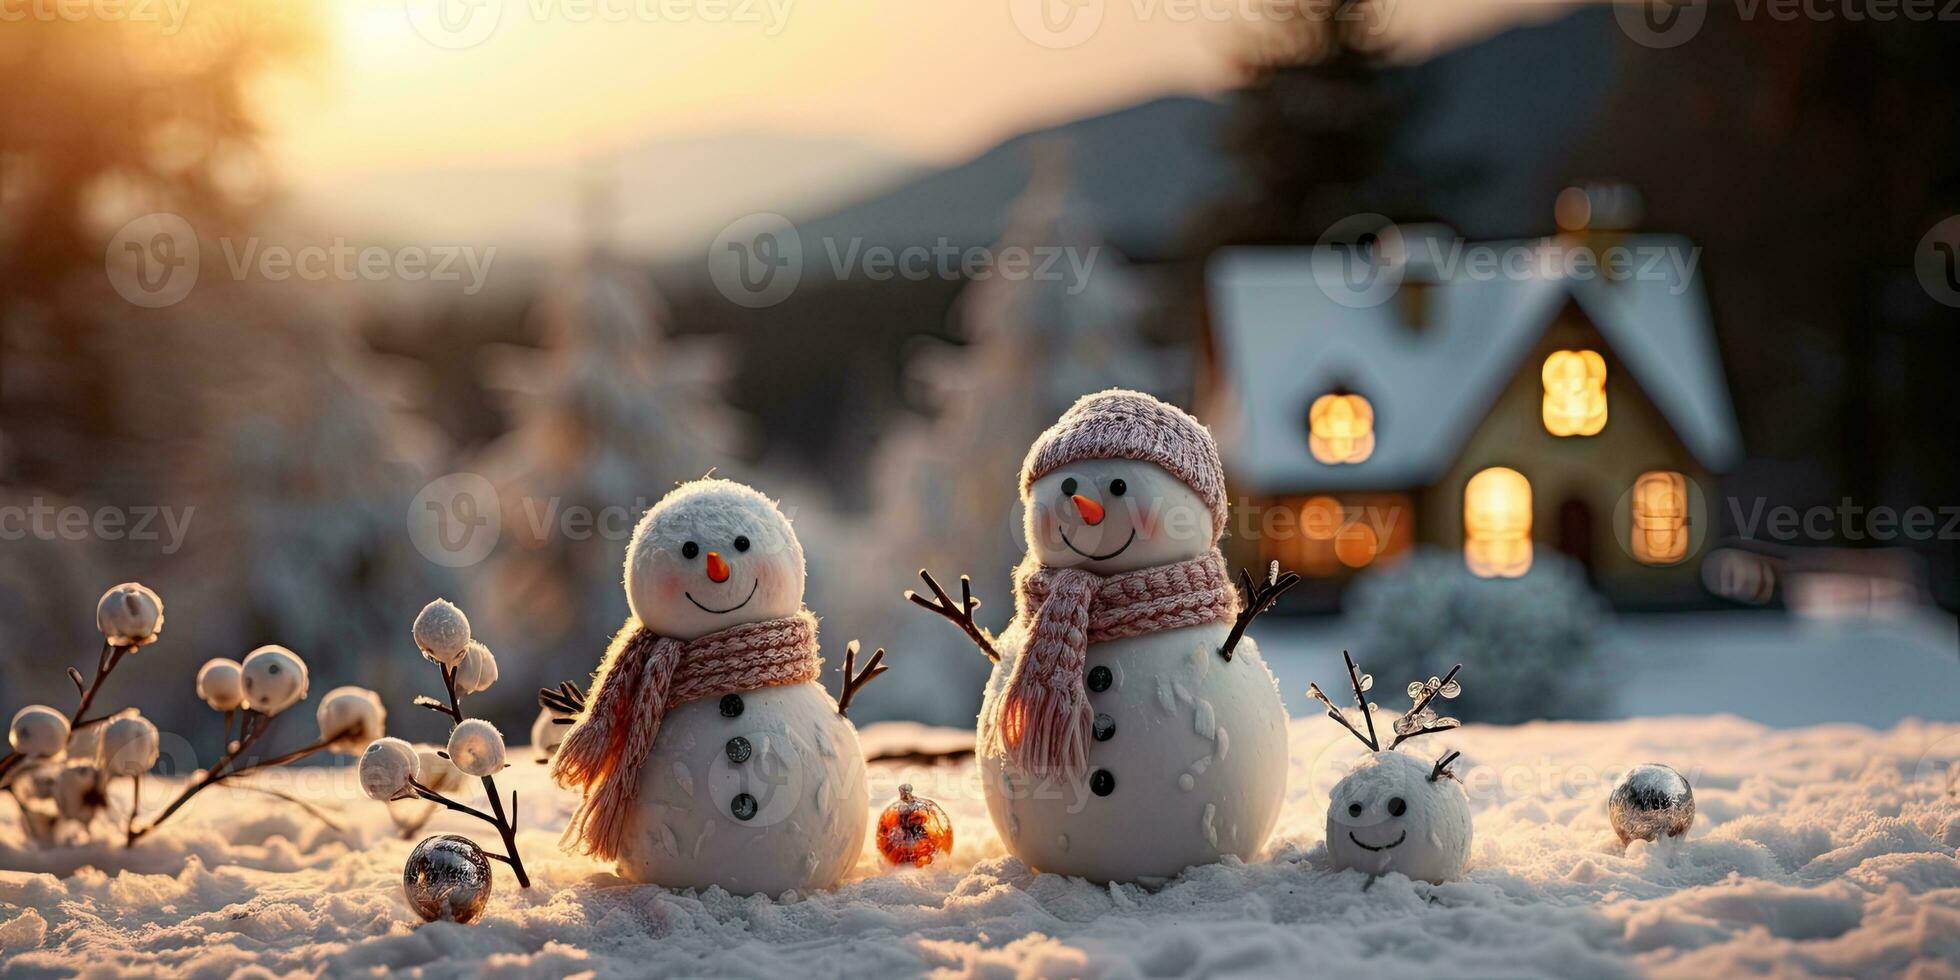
[551,479,889,896]
[1307,654,1472,885]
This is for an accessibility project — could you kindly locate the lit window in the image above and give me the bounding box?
[1464,467,1532,578]
[1631,470,1689,564]
[1301,496,1342,540]
[1309,393,1375,464]
[1541,350,1607,437]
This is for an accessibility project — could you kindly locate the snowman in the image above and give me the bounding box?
[1306,654,1472,884]
[910,390,1299,883]
[552,479,888,896]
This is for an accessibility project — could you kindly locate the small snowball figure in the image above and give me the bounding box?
[552,479,886,896]
[98,716,160,777]
[447,719,506,777]
[1307,655,1472,885]
[909,391,1299,883]
[97,582,164,647]
[361,737,421,801]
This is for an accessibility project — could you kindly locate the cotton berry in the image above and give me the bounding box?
[316,686,387,754]
[98,716,161,777]
[413,599,472,666]
[360,737,421,801]
[96,582,164,647]
[451,641,499,696]
[446,719,506,777]
[240,645,310,716]
[196,659,245,712]
[9,706,70,758]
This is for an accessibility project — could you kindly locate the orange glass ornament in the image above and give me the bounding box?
[876,784,953,867]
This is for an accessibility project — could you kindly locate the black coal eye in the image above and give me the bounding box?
[1387,797,1407,817]
[1060,477,1078,496]
[1348,802,1363,818]
[681,542,699,559]
[1109,479,1127,497]
[733,536,750,553]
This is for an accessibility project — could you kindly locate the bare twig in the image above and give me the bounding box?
[1429,750,1462,783]
[412,666,530,888]
[128,718,343,844]
[230,781,347,832]
[1388,663,1462,750]
[905,570,999,663]
[836,641,889,718]
[1305,651,1381,752]
[2,642,131,788]
[1219,563,1302,662]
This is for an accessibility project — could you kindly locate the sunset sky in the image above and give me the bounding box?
[270,0,1549,182]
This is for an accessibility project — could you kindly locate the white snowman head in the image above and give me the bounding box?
[1019,390,1228,575]
[1307,654,1472,884]
[625,479,805,640]
[1325,749,1471,884]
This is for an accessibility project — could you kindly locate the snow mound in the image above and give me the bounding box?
[2,716,1956,977]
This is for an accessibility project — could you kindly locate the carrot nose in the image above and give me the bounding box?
[1071,494,1105,526]
[705,551,730,583]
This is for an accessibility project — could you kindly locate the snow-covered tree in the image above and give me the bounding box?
[471,248,747,714]
[836,143,1181,724]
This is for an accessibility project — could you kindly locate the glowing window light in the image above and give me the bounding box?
[1464,467,1532,578]
[1541,350,1608,437]
[1631,470,1689,565]
[1309,393,1375,464]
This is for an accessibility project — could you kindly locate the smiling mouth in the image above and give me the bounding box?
[1059,527,1137,561]
[1349,829,1407,852]
[685,579,759,615]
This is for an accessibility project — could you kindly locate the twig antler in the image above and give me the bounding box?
[836,640,889,718]
[1306,650,1380,752]
[1219,561,1302,662]
[1429,750,1462,783]
[1388,663,1463,749]
[905,570,998,663]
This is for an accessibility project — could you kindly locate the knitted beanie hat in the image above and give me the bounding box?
[1021,389,1229,539]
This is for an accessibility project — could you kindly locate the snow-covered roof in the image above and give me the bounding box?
[1206,234,1742,492]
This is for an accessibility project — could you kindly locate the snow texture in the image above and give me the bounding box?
[2,715,1956,978]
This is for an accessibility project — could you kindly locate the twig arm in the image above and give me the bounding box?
[904,570,999,663]
[836,641,889,718]
[1218,565,1302,662]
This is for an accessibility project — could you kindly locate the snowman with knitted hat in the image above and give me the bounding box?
[551,478,888,896]
[910,389,1299,883]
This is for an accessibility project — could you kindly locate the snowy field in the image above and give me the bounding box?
[3,714,1958,978]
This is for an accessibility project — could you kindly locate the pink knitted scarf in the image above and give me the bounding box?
[552,610,822,861]
[984,551,1237,783]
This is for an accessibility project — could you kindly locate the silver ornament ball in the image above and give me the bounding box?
[1608,763,1695,845]
[403,834,493,923]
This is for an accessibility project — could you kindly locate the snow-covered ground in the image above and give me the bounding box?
[3,714,1957,978]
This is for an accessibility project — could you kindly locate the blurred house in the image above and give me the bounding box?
[1204,187,1742,607]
